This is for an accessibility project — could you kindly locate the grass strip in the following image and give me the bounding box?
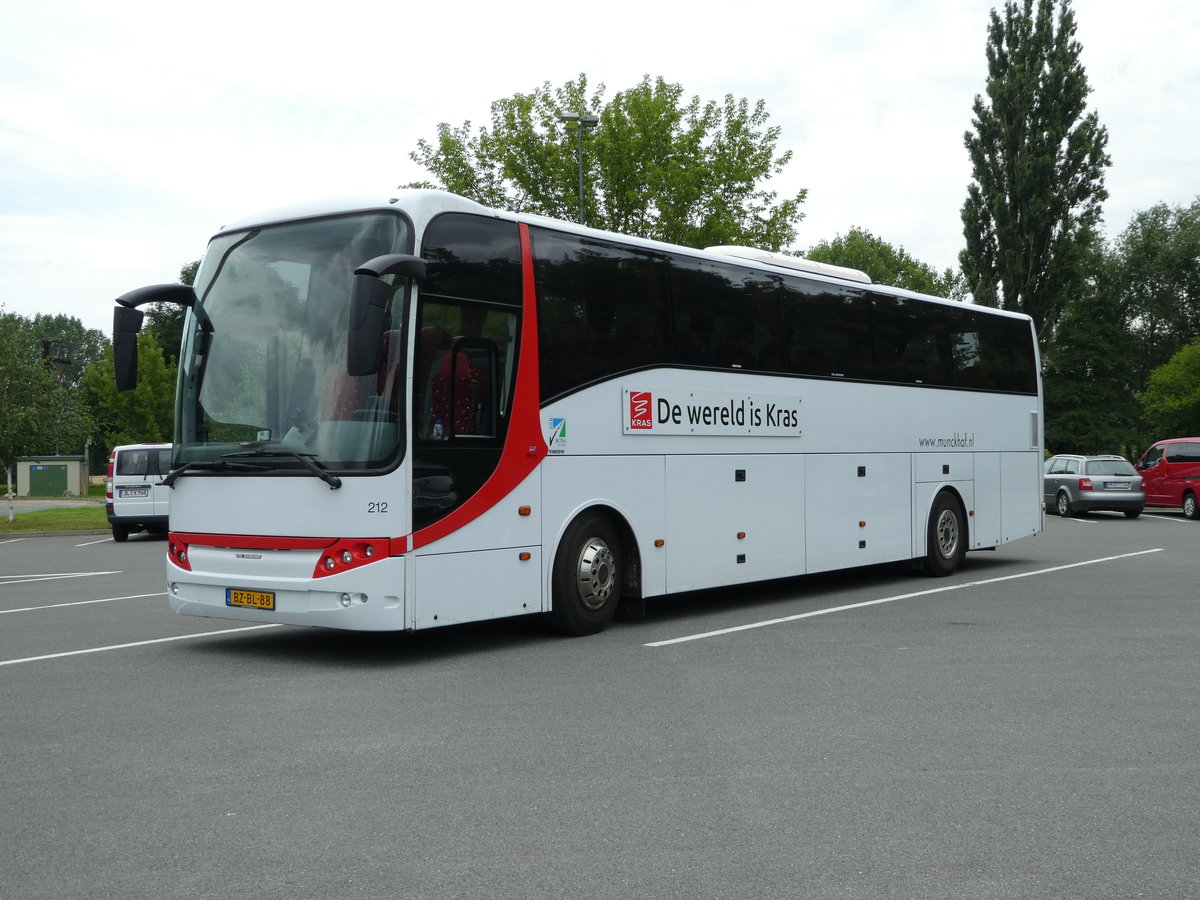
[0,506,110,534]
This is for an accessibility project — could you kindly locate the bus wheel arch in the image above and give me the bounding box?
[548,507,635,636]
[924,489,967,577]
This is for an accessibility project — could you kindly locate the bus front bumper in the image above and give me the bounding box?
[166,546,408,632]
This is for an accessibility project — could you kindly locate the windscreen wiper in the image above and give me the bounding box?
[224,444,343,490]
[160,458,263,487]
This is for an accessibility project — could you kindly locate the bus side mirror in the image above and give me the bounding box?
[348,254,426,376]
[111,283,198,392]
[113,305,145,393]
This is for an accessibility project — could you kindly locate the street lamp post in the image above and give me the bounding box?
[557,112,599,225]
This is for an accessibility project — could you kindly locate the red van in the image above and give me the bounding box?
[1135,437,1200,519]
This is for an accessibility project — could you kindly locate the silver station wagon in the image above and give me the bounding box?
[1043,454,1145,518]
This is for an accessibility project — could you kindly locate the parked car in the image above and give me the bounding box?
[106,442,171,541]
[1043,454,1144,518]
[1134,437,1200,519]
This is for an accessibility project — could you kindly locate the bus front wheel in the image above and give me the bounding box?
[549,513,621,636]
[925,493,965,577]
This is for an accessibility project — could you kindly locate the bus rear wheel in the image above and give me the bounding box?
[1184,492,1200,520]
[548,513,621,636]
[925,493,965,577]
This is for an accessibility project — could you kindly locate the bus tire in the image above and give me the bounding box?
[925,492,965,577]
[112,523,130,543]
[1184,492,1200,520]
[548,512,621,636]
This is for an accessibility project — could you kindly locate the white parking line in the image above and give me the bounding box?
[74,536,115,546]
[645,548,1165,648]
[1142,514,1190,525]
[0,592,167,615]
[0,623,286,667]
[0,571,120,586]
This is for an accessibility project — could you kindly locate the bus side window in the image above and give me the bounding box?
[421,335,494,438]
[416,326,451,437]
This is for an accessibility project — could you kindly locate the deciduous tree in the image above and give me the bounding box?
[408,74,807,251]
[82,329,176,451]
[805,228,964,298]
[1109,199,1200,377]
[1138,339,1200,439]
[0,310,97,516]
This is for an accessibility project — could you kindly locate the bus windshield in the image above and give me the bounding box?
[175,212,411,472]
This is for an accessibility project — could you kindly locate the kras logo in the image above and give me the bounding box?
[629,391,653,429]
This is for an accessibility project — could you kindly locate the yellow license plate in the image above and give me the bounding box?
[226,588,276,610]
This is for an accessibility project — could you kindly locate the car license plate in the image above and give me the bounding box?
[119,487,150,498]
[1104,481,1130,490]
[226,588,276,610]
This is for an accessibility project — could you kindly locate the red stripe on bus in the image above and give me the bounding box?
[409,222,548,551]
[170,532,339,551]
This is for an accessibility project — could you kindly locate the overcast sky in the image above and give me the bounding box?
[2,0,1197,336]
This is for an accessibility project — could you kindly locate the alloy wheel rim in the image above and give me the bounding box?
[575,539,616,611]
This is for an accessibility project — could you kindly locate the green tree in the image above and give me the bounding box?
[0,310,97,515]
[1108,199,1200,376]
[0,312,56,509]
[960,0,1110,345]
[1043,260,1141,455]
[408,74,807,250]
[1042,199,1200,456]
[15,313,108,387]
[805,228,965,298]
[1138,339,1200,438]
[82,329,177,450]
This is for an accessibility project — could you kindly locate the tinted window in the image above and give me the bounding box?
[669,257,783,371]
[872,294,950,385]
[116,450,150,476]
[969,312,1038,393]
[1168,442,1200,463]
[781,282,872,379]
[1085,459,1136,476]
[422,214,521,306]
[531,229,670,399]
[414,300,516,440]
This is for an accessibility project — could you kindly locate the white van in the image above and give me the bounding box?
[106,443,172,541]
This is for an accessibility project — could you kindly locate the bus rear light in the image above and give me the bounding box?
[1079,478,1094,491]
[105,453,115,500]
[313,538,390,578]
[168,536,192,571]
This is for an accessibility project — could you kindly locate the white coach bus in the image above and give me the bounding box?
[111,190,1043,636]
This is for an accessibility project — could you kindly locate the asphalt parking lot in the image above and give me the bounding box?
[3,511,1198,899]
